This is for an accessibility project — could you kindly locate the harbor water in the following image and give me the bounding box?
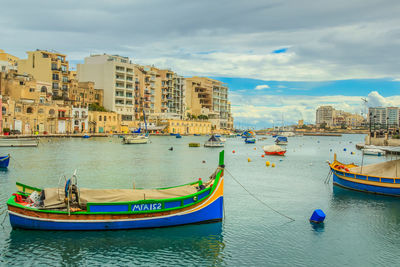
[1,134,400,266]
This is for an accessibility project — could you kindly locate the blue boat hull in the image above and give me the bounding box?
[9,196,224,231]
[0,155,10,168]
[333,173,400,196]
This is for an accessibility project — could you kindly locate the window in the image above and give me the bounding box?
[104,116,107,121]
[29,88,35,92]
[2,107,6,115]
[51,63,57,70]
[19,81,24,85]
[52,74,59,80]
[49,109,55,115]
[99,116,102,121]
[75,120,79,126]
[15,107,21,113]
[38,109,44,114]
[41,86,47,93]
[52,83,59,89]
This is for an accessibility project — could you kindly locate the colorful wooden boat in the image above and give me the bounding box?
[329,153,400,196]
[0,154,10,168]
[204,135,224,147]
[7,151,225,230]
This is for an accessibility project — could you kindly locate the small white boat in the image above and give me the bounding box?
[0,138,39,147]
[363,148,385,156]
[204,135,224,147]
[263,145,286,156]
[123,134,149,144]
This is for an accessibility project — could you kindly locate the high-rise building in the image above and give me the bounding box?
[368,107,399,127]
[18,50,70,97]
[77,54,135,122]
[185,77,232,130]
[316,106,334,127]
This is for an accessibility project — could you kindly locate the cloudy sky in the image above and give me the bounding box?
[2,0,400,127]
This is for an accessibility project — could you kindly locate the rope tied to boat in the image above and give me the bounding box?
[224,168,295,222]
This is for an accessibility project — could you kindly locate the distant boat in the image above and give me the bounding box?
[280,132,295,137]
[194,134,201,136]
[204,135,224,147]
[0,138,38,147]
[176,134,182,138]
[7,151,226,230]
[189,142,200,147]
[170,133,178,136]
[123,134,149,144]
[363,148,385,156]
[0,154,10,168]
[329,153,400,196]
[242,130,255,139]
[263,145,286,156]
[123,110,149,144]
[275,136,288,145]
[82,135,90,139]
[244,138,256,144]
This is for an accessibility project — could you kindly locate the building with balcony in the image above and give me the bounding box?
[17,50,70,98]
[77,54,135,126]
[316,106,334,127]
[185,77,232,130]
[0,49,19,73]
[69,81,104,108]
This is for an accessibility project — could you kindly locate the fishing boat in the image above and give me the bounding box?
[7,151,225,230]
[329,153,400,196]
[275,136,288,145]
[362,148,385,156]
[0,154,10,168]
[263,145,286,156]
[204,135,224,147]
[0,138,39,147]
[244,138,256,144]
[189,142,200,147]
[241,130,255,139]
[176,133,182,138]
[194,134,201,136]
[82,135,90,139]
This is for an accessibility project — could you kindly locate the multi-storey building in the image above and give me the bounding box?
[0,71,72,134]
[368,107,399,127]
[316,106,334,127]
[368,107,387,126]
[185,77,232,130]
[77,54,135,125]
[0,49,19,73]
[69,81,104,108]
[18,50,70,97]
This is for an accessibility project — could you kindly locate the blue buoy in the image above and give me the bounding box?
[343,148,347,151]
[330,149,332,152]
[310,209,326,223]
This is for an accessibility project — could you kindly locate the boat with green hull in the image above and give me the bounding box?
[7,151,225,231]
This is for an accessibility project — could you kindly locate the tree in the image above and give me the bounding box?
[198,115,208,120]
[89,103,108,112]
[320,122,327,129]
[341,123,347,129]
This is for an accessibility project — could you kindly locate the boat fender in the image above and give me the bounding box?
[271,163,275,167]
[344,168,350,172]
[232,150,236,153]
[261,154,265,158]
[248,158,251,162]
[343,148,347,151]
[266,161,270,167]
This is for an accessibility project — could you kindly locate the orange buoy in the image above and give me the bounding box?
[232,150,235,153]
[261,154,265,158]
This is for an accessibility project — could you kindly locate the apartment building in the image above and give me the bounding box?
[316,106,334,127]
[185,77,232,130]
[77,54,136,126]
[69,81,104,108]
[18,50,70,97]
[0,49,19,73]
[368,107,400,127]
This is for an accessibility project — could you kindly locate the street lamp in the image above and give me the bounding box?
[387,116,389,133]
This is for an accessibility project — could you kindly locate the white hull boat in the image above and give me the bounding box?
[0,138,39,147]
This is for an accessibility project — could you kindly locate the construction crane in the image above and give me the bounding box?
[361,98,368,118]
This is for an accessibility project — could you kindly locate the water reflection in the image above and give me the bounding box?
[3,222,224,266]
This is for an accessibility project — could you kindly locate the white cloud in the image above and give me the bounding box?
[255,85,270,90]
[230,90,400,128]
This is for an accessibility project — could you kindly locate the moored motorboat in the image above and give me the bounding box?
[204,135,224,147]
[123,134,149,144]
[0,138,39,147]
[362,148,385,156]
[329,153,400,196]
[275,136,288,145]
[7,151,225,230]
[0,154,10,168]
[263,145,286,156]
[244,138,256,144]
